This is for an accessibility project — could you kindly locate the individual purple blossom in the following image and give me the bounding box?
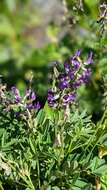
[31,92,36,101]
[64,61,71,73]
[26,89,32,97]
[47,89,56,107]
[11,86,21,103]
[58,79,69,90]
[62,93,76,105]
[73,49,81,59]
[68,71,75,80]
[73,69,91,88]
[69,50,81,70]
[85,51,93,65]
[71,59,80,70]
[26,103,34,110]
[25,89,40,110]
[79,68,92,83]
[58,74,69,90]
[26,89,36,101]
[73,79,82,88]
[26,101,40,110]
[34,101,41,109]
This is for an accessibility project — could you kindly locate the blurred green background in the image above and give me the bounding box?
[0,0,107,119]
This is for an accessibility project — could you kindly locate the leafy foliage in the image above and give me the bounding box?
[0,88,107,189]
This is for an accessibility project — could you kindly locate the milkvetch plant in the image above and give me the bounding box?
[0,52,107,190]
[47,50,93,119]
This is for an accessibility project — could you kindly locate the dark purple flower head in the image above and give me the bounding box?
[47,50,93,109]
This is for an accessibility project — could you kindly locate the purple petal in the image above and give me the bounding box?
[73,79,83,88]
[68,71,75,80]
[85,51,93,65]
[11,86,21,103]
[63,93,76,104]
[34,101,41,109]
[79,69,92,83]
[31,92,36,101]
[64,62,71,73]
[11,86,20,95]
[26,89,32,97]
[27,103,34,110]
[73,50,81,59]
[71,59,80,70]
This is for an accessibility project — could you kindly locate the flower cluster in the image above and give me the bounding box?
[11,87,40,110]
[0,85,40,117]
[48,50,93,109]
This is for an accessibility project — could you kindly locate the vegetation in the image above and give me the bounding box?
[0,0,107,189]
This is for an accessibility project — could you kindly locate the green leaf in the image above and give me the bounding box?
[52,187,60,190]
[29,138,36,154]
[43,102,54,120]
[34,109,46,126]
[72,179,88,190]
[89,157,107,176]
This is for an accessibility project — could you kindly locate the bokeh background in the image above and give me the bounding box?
[0,0,107,120]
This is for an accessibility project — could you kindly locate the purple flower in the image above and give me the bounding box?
[71,59,80,70]
[27,101,40,110]
[64,61,71,73]
[85,51,93,65]
[26,89,36,101]
[69,50,81,70]
[34,101,41,110]
[79,69,92,83]
[62,93,76,105]
[47,89,56,107]
[26,89,32,97]
[68,71,75,80]
[47,50,93,109]
[73,50,81,59]
[25,89,40,110]
[11,86,21,103]
[73,79,82,88]
[31,92,36,101]
[58,80,69,90]
[26,103,34,110]
[58,74,69,90]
